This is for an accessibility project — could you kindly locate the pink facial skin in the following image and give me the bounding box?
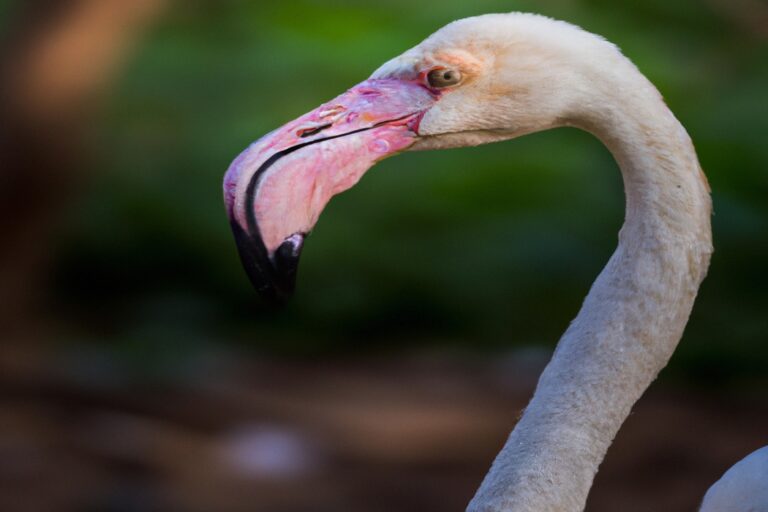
[224,79,436,254]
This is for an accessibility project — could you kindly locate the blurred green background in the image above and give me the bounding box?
[1,2,766,511]
[30,0,764,381]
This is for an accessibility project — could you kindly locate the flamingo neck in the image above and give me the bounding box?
[467,69,712,512]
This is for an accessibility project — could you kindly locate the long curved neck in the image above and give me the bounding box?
[467,65,712,512]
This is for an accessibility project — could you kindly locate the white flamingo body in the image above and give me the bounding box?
[375,14,713,510]
[378,14,768,511]
[701,446,768,512]
[226,12,766,512]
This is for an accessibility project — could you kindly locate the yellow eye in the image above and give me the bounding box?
[427,68,462,88]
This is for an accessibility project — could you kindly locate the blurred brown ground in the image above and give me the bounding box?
[1,349,766,512]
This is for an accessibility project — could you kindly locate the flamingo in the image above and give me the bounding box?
[700,446,768,511]
[223,12,767,512]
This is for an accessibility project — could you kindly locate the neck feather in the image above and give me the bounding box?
[467,62,712,512]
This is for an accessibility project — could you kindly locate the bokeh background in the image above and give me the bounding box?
[1,1,766,511]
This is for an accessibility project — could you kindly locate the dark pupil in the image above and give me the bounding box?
[429,69,457,87]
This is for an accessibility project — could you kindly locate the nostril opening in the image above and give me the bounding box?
[358,88,381,97]
[318,105,346,118]
[297,123,332,138]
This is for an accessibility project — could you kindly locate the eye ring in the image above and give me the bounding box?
[427,68,462,89]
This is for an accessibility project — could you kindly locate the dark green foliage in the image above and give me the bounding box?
[53,0,768,381]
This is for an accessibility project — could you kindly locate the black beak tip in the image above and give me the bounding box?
[230,220,304,306]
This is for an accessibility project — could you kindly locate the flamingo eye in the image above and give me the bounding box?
[427,68,462,88]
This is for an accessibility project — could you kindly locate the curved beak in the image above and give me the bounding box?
[223,79,435,303]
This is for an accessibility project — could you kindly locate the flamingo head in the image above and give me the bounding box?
[223,13,612,303]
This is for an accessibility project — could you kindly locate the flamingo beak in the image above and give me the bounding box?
[223,79,435,303]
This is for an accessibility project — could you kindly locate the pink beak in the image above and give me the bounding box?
[223,79,436,302]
